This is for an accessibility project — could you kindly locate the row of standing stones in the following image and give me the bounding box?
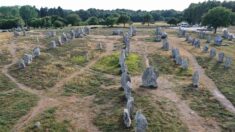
[17,27,90,69]
[119,26,148,132]
[178,28,233,88]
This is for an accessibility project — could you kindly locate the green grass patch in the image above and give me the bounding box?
[0,73,16,92]
[0,49,11,66]
[196,56,235,106]
[93,52,144,75]
[181,84,235,131]
[63,72,117,97]
[0,89,38,131]
[149,53,192,77]
[24,107,72,132]
[9,53,75,90]
[93,89,187,132]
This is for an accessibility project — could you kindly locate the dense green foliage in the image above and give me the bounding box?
[142,13,153,26]
[202,7,234,33]
[184,1,235,24]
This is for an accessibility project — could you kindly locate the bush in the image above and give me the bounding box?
[0,18,24,29]
[53,20,64,28]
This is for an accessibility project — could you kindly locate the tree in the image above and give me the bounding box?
[87,16,99,25]
[117,14,130,27]
[143,13,153,26]
[19,5,38,26]
[53,20,64,27]
[67,13,81,26]
[202,7,234,33]
[105,16,117,27]
[167,18,179,26]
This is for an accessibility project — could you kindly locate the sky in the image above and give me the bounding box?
[1,0,227,11]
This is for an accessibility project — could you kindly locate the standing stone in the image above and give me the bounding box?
[181,58,188,69]
[23,54,33,65]
[124,81,132,100]
[155,27,162,42]
[120,62,128,73]
[62,32,68,43]
[14,31,20,37]
[175,55,182,65]
[171,48,179,60]
[126,97,134,116]
[18,59,26,69]
[84,26,90,35]
[96,43,103,50]
[162,39,169,51]
[228,34,234,41]
[135,111,148,132]
[214,35,222,46]
[209,48,216,58]
[187,36,193,43]
[192,71,199,88]
[57,36,63,46]
[119,49,126,66]
[113,29,123,35]
[142,67,159,88]
[223,29,229,39]
[121,72,131,90]
[185,34,189,41]
[193,39,200,48]
[203,44,209,52]
[224,57,232,69]
[33,47,40,58]
[123,109,131,128]
[161,32,167,39]
[198,31,206,39]
[50,41,57,49]
[22,29,26,36]
[218,52,224,63]
[155,35,162,42]
[206,35,211,43]
[70,30,75,39]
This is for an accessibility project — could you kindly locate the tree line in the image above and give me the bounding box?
[0,0,235,30]
[0,5,181,29]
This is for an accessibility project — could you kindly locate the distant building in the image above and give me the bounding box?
[178,21,189,27]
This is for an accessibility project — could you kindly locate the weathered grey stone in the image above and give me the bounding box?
[178,28,186,37]
[187,36,193,43]
[162,39,169,51]
[185,34,189,41]
[223,29,229,39]
[47,31,56,37]
[206,35,211,43]
[224,57,232,68]
[218,52,224,63]
[70,30,75,39]
[96,43,103,50]
[161,32,167,39]
[156,27,162,35]
[18,59,26,69]
[62,32,68,43]
[192,71,199,88]
[198,31,206,39]
[84,26,90,35]
[192,39,200,48]
[33,47,40,58]
[34,121,41,129]
[203,44,209,52]
[129,26,137,36]
[57,36,63,46]
[120,62,128,73]
[121,71,131,89]
[124,81,132,100]
[119,49,126,66]
[214,35,222,46]
[181,58,188,69]
[175,55,182,65]
[22,30,26,36]
[113,29,123,35]
[123,33,130,45]
[142,67,159,88]
[50,40,57,49]
[155,35,162,42]
[23,54,33,65]
[135,111,148,132]
[209,48,216,58]
[228,34,234,41]
[171,48,179,60]
[123,108,131,128]
[14,31,20,37]
[126,97,134,116]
